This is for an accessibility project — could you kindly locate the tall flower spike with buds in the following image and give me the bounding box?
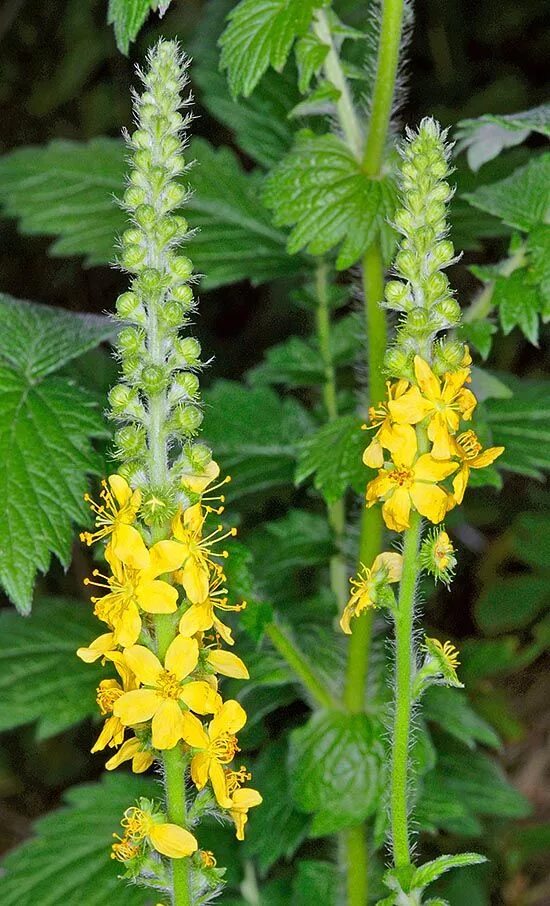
[76,41,258,904]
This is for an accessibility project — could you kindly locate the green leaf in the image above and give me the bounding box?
[107,0,156,54]
[264,131,397,269]
[0,295,111,612]
[0,597,104,738]
[295,32,330,93]
[423,687,500,750]
[493,269,542,345]
[411,854,487,893]
[0,773,156,906]
[202,382,312,499]
[455,104,550,171]
[244,738,310,874]
[475,575,548,633]
[0,138,305,288]
[288,710,383,836]
[295,415,366,504]
[463,154,550,233]
[459,320,497,360]
[292,860,339,905]
[526,225,550,309]
[485,375,550,479]
[219,0,323,98]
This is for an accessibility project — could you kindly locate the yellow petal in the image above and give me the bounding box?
[209,700,247,739]
[452,465,469,505]
[382,487,411,532]
[165,635,199,679]
[213,615,234,646]
[372,552,403,583]
[124,645,163,685]
[184,503,204,532]
[179,602,212,637]
[209,758,232,807]
[191,751,210,789]
[181,712,210,749]
[388,384,432,423]
[105,737,141,770]
[183,459,220,493]
[136,579,178,614]
[76,632,115,663]
[180,560,210,605]
[231,788,263,810]
[207,650,249,679]
[427,414,453,460]
[381,422,418,460]
[108,474,132,507]
[114,688,161,725]
[151,699,184,750]
[339,604,353,635]
[180,681,221,715]
[91,716,124,753]
[149,823,198,859]
[132,751,154,773]
[363,437,384,469]
[366,472,394,504]
[410,482,448,524]
[456,387,477,420]
[414,355,441,401]
[471,446,504,469]
[414,454,458,482]
[442,367,470,400]
[147,540,186,579]
[111,524,149,569]
[112,602,142,648]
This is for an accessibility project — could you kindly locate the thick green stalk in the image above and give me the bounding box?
[314,260,348,612]
[390,511,422,868]
[266,623,339,710]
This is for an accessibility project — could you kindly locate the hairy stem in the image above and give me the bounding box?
[313,9,363,159]
[314,260,348,612]
[266,622,339,710]
[390,511,422,868]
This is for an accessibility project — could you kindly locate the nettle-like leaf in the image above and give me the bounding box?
[295,415,366,504]
[493,269,543,345]
[0,138,305,289]
[288,710,383,836]
[107,0,161,54]
[485,375,550,480]
[219,0,324,98]
[464,153,550,233]
[0,597,103,738]
[410,854,487,895]
[423,687,500,750]
[264,131,397,269]
[202,381,312,499]
[455,103,550,171]
[0,294,114,613]
[292,860,339,905]
[0,773,156,906]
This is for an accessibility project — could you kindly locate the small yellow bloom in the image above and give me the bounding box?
[181,459,220,494]
[105,736,154,773]
[114,636,221,750]
[450,430,504,505]
[362,380,424,469]
[172,504,237,604]
[366,445,458,532]
[424,637,462,687]
[81,475,147,568]
[199,850,217,868]
[389,356,477,459]
[76,631,118,664]
[190,700,247,807]
[178,566,245,647]
[119,806,198,859]
[86,541,186,647]
[340,552,403,634]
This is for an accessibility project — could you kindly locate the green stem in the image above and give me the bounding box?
[345,825,369,905]
[390,511,422,869]
[314,260,348,612]
[266,622,339,710]
[313,9,363,159]
[163,746,192,906]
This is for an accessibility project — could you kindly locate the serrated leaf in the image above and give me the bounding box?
[219,0,323,98]
[292,860,339,905]
[0,295,110,612]
[459,320,497,360]
[463,154,550,233]
[295,32,329,93]
[202,381,312,499]
[485,375,550,479]
[296,415,365,504]
[107,0,154,54]
[243,738,310,874]
[0,597,104,738]
[423,687,500,750]
[526,224,550,309]
[0,773,156,906]
[493,269,541,345]
[264,131,397,269]
[475,574,548,633]
[0,138,305,288]
[455,103,550,171]
[411,854,487,892]
[288,710,383,835]
[289,79,341,118]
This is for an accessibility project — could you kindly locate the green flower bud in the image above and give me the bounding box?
[174,336,201,367]
[188,443,212,471]
[134,204,156,229]
[384,280,412,311]
[159,300,187,328]
[122,228,144,247]
[431,339,466,375]
[133,149,153,171]
[156,215,188,247]
[132,129,151,150]
[115,291,146,324]
[170,284,194,308]
[160,182,187,212]
[121,245,147,273]
[114,423,147,459]
[140,486,178,527]
[429,240,455,271]
[168,255,193,282]
[134,267,166,301]
[406,308,431,335]
[141,364,170,395]
[384,347,413,381]
[118,326,146,357]
[432,297,461,327]
[172,404,203,435]
[171,371,200,402]
[123,186,147,208]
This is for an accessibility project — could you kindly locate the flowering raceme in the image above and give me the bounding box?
[76,40,261,903]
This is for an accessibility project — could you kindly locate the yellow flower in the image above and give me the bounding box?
[366,444,458,532]
[190,700,247,807]
[389,356,477,459]
[224,767,262,840]
[423,637,462,687]
[114,636,221,750]
[80,475,148,568]
[76,631,118,664]
[340,552,403,634]
[362,380,424,469]
[178,566,246,647]
[181,459,221,494]
[172,504,236,604]
[450,430,504,505]
[105,736,154,773]
[86,540,186,647]
[119,806,197,859]
[433,530,455,571]
[199,850,217,868]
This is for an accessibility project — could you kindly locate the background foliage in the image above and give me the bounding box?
[0,1,548,904]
